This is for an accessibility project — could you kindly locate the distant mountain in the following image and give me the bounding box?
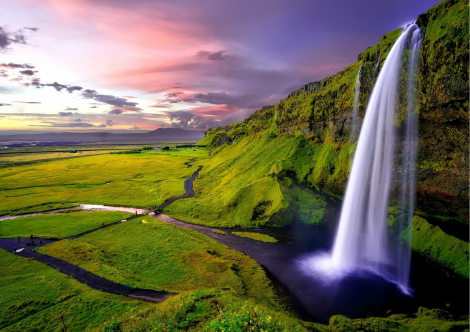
[0,128,205,144]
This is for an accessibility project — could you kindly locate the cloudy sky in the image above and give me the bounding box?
[0,0,440,133]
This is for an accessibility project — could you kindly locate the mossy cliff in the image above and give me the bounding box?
[166,0,468,274]
[195,0,468,220]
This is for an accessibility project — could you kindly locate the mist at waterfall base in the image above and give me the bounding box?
[298,24,423,296]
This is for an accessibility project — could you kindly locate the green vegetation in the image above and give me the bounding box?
[0,150,116,165]
[0,151,207,216]
[165,133,330,228]
[414,0,469,220]
[232,232,278,243]
[0,1,468,330]
[184,0,469,226]
[38,216,281,307]
[212,230,228,235]
[101,289,320,332]
[0,210,132,239]
[0,249,153,331]
[329,307,469,332]
[153,148,208,156]
[401,216,469,278]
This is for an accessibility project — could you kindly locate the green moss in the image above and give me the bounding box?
[232,232,278,243]
[401,215,469,278]
[328,307,468,332]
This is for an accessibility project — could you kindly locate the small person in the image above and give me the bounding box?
[17,236,20,243]
[40,238,43,245]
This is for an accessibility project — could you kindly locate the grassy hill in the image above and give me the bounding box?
[164,0,469,276]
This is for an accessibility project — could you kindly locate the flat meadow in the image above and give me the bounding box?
[0,148,208,216]
[0,210,132,239]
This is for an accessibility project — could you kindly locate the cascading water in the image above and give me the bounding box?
[395,26,422,290]
[329,23,422,293]
[373,53,381,78]
[350,64,363,142]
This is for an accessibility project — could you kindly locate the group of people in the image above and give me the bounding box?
[13,234,43,253]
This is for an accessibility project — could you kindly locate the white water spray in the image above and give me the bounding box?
[329,24,422,293]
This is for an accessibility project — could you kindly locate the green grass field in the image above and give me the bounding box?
[0,150,116,164]
[0,249,154,332]
[0,210,132,239]
[0,150,208,216]
[37,216,281,307]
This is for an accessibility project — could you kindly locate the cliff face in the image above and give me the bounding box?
[203,0,469,221]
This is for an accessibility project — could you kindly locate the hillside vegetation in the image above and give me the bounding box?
[165,0,469,277]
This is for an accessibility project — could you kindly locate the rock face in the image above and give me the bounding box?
[204,0,469,220]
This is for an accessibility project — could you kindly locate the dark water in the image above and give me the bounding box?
[217,200,469,323]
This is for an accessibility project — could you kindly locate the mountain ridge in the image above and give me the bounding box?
[0,127,205,143]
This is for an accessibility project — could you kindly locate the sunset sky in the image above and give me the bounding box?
[0,0,440,133]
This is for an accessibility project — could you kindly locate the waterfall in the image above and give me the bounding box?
[350,65,363,142]
[330,23,422,293]
[373,53,381,78]
[396,27,422,289]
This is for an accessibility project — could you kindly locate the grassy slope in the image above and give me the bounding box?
[0,210,132,239]
[37,216,281,309]
[0,249,153,331]
[103,289,321,332]
[162,23,406,229]
[165,133,329,228]
[165,0,469,277]
[401,216,469,278]
[104,289,468,332]
[0,151,206,216]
